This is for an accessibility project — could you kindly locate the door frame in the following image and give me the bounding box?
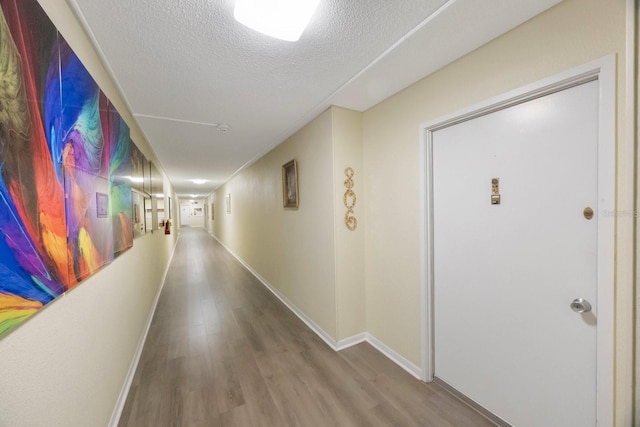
[419,56,616,425]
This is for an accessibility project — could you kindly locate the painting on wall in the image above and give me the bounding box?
[143,156,151,196]
[282,159,299,208]
[96,193,109,218]
[0,0,140,336]
[144,196,153,233]
[150,162,163,229]
[132,190,145,237]
[59,42,115,283]
[129,142,145,193]
[157,197,165,227]
[129,143,152,237]
[0,0,69,335]
[150,161,162,196]
[107,104,133,256]
[225,194,231,214]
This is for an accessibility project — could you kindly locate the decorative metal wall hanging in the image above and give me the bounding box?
[343,167,357,231]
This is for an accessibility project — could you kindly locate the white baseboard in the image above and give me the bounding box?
[211,235,339,349]
[335,333,367,350]
[365,333,422,379]
[108,235,180,427]
[210,234,424,381]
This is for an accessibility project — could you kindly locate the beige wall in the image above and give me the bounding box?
[213,109,338,337]
[362,0,631,423]
[211,106,367,342]
[332,107,365,340]
[0,1,178,426]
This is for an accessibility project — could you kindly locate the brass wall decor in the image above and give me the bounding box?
[344,167,357,231]
[491,177,501,205]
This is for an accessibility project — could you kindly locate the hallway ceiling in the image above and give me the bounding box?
[67,0,560,197]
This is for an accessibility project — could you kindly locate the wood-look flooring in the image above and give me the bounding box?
[118,227,494,427]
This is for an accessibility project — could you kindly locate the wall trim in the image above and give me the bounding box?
[628,0,638,424]
[211,235,339,349]
[108,235,180,427]
[365,333,422,379]
[335,333,367,350]
[210,234,424,381]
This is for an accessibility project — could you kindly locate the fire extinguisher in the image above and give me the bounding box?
[164,220,171,235]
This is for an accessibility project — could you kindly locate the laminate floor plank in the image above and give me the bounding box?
[118,228,495,426]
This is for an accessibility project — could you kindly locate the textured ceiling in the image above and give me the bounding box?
[67,0,561,197]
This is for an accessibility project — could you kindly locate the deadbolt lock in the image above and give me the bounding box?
[583,207,594,220]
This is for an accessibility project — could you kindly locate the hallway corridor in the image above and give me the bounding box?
[118,227,493,426]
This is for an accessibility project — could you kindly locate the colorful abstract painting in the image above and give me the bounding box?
[59,40,116,282]
[0,0,139,335]
[107,105,133,256]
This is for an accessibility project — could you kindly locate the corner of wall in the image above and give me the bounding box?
[331,106,366,341]
[211,109,339,340]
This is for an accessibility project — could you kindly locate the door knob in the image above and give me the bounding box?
[570,298,592,313]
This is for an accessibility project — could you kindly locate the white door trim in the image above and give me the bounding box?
[419,55,616,426]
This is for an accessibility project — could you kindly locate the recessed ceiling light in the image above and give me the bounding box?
[191,179,207,184]
[156,194,164,198]
[128,176,144,183]
[234,0,321,42]
[191,194,198,198]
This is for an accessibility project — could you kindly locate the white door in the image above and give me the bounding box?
[432,80,598,426]
[180,205,190,226]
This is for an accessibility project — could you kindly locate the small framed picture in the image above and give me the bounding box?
[133,203,140,223]
[96,192,109,218]
[226,193,231,214]
[282,159,299,208]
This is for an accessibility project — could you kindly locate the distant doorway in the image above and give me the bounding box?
[180,205,190,226]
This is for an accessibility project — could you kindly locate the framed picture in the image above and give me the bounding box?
[144,196,153,232]
[225,193,231,214]
[282,159,299,208]
[133,203,139,224]
[96,192,109,218]
[211,203,215,220]
[168,196,172,219]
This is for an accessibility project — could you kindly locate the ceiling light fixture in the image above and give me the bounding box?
[191,179,207,185]
[234,0,321,42]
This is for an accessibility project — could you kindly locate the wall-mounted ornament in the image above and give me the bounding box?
[343,167,357,231]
